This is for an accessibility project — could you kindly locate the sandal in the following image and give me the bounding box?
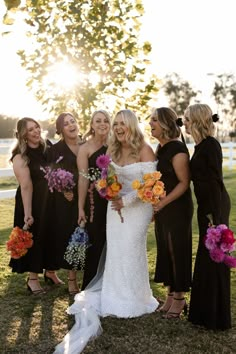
[26,277,45,295]
[163,297,188,319]
[156,293,173,313]
[44,271,64,285]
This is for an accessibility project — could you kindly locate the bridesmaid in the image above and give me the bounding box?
[77,109,111,290]
[9,117,50,294]
[149,107,193,318]
[184,103,231,330]
[44,112,82,295]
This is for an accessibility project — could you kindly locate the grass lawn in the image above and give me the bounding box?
[0,170,235,353]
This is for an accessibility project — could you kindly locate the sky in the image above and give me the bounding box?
[1,0,236,118]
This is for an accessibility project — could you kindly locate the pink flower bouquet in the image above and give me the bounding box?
[41,166,75,193]
[205,222,236,268]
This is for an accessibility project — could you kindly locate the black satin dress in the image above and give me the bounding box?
[43,140,79,270]
[154,141,193,293]
[81,146,108,289]
[9,144,49,273]
[188,136,231,330]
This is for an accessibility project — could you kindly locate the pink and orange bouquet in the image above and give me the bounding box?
[95,154,123,222]
[6,225,33,259]
[132,171,166,204]
[205,221,236,268]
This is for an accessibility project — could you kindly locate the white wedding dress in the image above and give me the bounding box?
[54,161,159,354]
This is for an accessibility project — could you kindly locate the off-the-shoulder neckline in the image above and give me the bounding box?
[112,161,156,168]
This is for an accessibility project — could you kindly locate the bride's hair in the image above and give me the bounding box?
[109,109,145,161]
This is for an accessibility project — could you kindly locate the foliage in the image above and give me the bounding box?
[162,72,199,116]
[0,116,18,139]
[212,73,236,133]
[3,0,159,131]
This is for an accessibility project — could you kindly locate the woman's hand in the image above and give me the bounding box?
[64,190,74,201]
[153,200,165,213]
[24,215,34,227]
[78,209,87,225]
[111,198,124,211]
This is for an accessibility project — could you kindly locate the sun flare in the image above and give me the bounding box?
[45,61,79,91]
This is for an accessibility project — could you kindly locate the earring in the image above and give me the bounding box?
[91,128,95,134]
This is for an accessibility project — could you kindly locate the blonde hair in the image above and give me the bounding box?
[151,107,181,139]
[10,117,45,164]
[109,109,145,161]
[185,104,215,142]
[83,110,111,140]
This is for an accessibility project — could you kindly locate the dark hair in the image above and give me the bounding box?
[152,107,181,139]
[56,112,74,135]
[176,118,183,127]
[212,113,219,122]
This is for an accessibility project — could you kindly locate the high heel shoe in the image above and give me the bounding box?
[163,297,188,319]
[156,293,173,313]
[44,271,65,285]
[68,278,80,296]
[26,277,45,295]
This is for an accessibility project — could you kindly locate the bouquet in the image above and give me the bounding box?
[64,222,91,270]
[205,219,236,268]
[95,154,123,222]
[132,171,166,204]
[6,224,33,259]
[41,157,75,193]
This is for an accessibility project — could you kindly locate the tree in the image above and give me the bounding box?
[3,0,159,130]
[0,115,18,138]
[212,73,236,133]
[162,73,199,117]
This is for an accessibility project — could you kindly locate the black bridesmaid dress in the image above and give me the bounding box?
[43,140,79,270]
[188,136,231,330]
[9,144,49,273]
[81,145,108,289]
[154,141,193,293]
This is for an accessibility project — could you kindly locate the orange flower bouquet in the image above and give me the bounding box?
[132,171,166,204]
[6,225,33,259]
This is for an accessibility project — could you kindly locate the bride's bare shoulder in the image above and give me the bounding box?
[140,143,155,162]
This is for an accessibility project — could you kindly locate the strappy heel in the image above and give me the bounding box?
[163,297,188,319]
[156,293,174,313]
[68,278,80,296]
[44,271,64,285]
[26,277,45,295]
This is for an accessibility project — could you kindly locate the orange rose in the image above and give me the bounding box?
[152,171,162,180]
[96,179,107,189]
[153,184,164,196]
[132,180,141,189]
[111,182,122,193]
[144,179,156,188]
[143,173,152,180]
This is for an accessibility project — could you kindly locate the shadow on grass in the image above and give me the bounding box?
[0,263,81,353]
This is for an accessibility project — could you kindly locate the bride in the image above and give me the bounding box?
[54,109,159,354]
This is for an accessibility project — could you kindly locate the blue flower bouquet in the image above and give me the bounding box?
[64,222,90,270]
